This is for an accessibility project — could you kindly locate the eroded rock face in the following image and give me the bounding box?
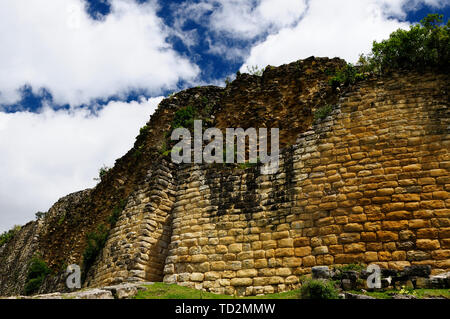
[1,57,449,297]
[0,221,40,295]
[0,190,91,295]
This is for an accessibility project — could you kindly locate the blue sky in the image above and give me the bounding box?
[0,0,449,232]
[3,0,449,114]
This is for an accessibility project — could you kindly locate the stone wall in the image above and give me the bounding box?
[162,71,450,296]
[87,159,177,287]
[1,59,448,297]
[0,190,91,295]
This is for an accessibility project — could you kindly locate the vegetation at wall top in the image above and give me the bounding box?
[364,14,449,74]
[0,225,22,247]
[329,14,449,90]
[94,165,111,182]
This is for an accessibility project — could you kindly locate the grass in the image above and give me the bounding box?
[135,283,233,299]
[135,283,450,300]
[134,283,300,300]
[413,289,450,299]
[349,289,450,299]
[314,104,333,121]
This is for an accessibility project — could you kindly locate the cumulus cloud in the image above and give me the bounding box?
[208,0,307,38]
[173,0,307,40]
[0,97,163,232]
[0,0,198,106]
[241,0,449,69]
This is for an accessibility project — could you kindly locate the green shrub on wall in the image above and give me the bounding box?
[172,106,196,129]
[329,64,367,90]
[82,224,109,281]
[107,199,127,227]
[24,255,51,295]
[329,14,449,90]
[314,104,333,121]
[0,225,21,247]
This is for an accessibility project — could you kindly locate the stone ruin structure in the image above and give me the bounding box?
[1,57,449,296]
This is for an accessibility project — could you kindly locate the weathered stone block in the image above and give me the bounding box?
[377,231,398,242]
[344,243,365,253]
[237,269,257,278]
[416,239,440,250]
[231,278,253,286]
[302,256,316,267]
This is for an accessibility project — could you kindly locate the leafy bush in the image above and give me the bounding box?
[35,211,47,220]
[107,199,127,227]
[398,285,417,296]
[82,224,109,279]
[0,225,22,247]
[172,106,196,129]
[300,279,340,299]
[362,14,449,73]
[94,165,111,182]
[314,104,333,120]
[329,63,367,90]
[99,166,110,179]
[246,65,264,76]
[139,125,149,136]
[329,14,449,90]
[134,124,150,146]
[24,255,51,295]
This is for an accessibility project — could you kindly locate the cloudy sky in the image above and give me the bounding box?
[0,0,449,232]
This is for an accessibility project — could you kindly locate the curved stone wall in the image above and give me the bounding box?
[162,72,449,296]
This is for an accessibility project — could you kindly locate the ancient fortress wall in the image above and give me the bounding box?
[2,64,448,297]
[87,160,177,287]
[161,72,450,296]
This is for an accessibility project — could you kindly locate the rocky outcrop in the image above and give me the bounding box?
[0,190,91,295]
[0,220,40,295]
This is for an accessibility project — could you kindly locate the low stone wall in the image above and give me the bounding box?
[162,72,450,296]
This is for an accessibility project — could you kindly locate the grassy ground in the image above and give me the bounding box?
[134,283,300,299]
[134,283,450,300]
[348,289,450,299]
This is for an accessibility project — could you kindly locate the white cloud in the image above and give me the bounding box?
[380,0,450,18]
[241,0,449,69]
[209,0,307,38]
[0,97,163,232]
[0,0,199,106]
[173,0,307,40]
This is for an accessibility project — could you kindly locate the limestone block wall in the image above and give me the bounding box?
[87,159,176,287]
[163,72,450,296]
